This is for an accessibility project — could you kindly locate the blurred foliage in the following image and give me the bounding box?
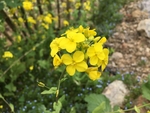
[92,0,133,37]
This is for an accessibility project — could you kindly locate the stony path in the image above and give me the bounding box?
[106,0,150,79]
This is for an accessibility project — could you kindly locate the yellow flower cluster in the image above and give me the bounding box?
[23,1,33,11]
[50,25,109,81]
[2,51,13,58]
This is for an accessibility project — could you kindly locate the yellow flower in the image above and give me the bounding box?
[43,14,52,24]
[41,23,49,29]
[147,110,150,113]
[18,17,24,23]
[23,1,33,11]
[75,2,81,9]
[84,28,97,38]
[86,67,101,80]
[2,51,13,58]
[87,43,105,65]
[53,54,62,68]
[63,20,69,26]
[61,31,86,53]
[50,37,66,57]
[83,1,91,11]
[0,105,3,109]
[61,51,88,76]
[98,48,109,71]
[16,35,21,43]
[29,65,34,71]
[27,16,36,24]
[62,2,67,8]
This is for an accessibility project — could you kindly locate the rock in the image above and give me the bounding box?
[138,0,150,17]
[137,19,150,38]
[102,80,129,107]
[131,10,148,20]
[111,52,123,60]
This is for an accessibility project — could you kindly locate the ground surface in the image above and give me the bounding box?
[106,0,150,79]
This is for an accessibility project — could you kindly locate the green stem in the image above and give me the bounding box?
[56,68,66,103]
[0,39,46,78]
[56,0,61,29]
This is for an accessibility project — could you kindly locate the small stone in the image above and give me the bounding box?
[102,80,129,107]
[111,52,123,60]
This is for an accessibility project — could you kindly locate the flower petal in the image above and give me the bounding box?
[88,71,101,81]
[74,33,85,42]
[66,65,75,76]
[61,54,73,65]
[90,56,98,65]
[73,51,84,62]
[87,46,95,57]
[65,41,76,53]
[75,61,88,72]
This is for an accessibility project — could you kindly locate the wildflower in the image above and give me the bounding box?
[43,13,52,24]
[62,2,67,8]
[29,65,34,71]
[50,37,66,57]
[38,82,45,87]
[97,48,109,71]
[75,2,81,9]
[41,23,49,29]
[27,16,36,24]
[86,42,105,65]
[83,1,91,11]
[2,51,13,58]
[61,51,88,76]
[18,17,24,23]
[61,31,85,53]
[23,1,33,11]
[147,111,150,113]
[86,67,101,80]
[53,54,62,68]
[0,105,3,109]
[63,20,69,26]
[16,35,21,43]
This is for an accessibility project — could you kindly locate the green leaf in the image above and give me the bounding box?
[0,2,4,10]
[142,75,150,100]
[53,101,62,113]
[134,106,140,113]
[70,107,76,113]
[92,101,105,113]
[9,103,14,112]
[38,60,49,69]
[5,82,16,92]
[84,94,111,113]
[0,21,5,32]
[41,87,57,95]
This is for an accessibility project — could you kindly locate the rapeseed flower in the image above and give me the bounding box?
[27,16,36,24]
[2,51,13,58]
[86,42,105,65]
[23,1,33,11]
[53,54,62,68]
[61,51,88,76]
[86,67,101,81]
[43,14,52,24]
[63,20,69,26]
[61,31,85,53]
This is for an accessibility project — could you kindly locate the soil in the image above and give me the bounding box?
[106,0,150,80]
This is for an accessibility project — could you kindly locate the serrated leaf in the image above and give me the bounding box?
[92,101,105,113]
[41,87,57,95]
[9,103,14,112]
[84,94,111,113]
[53,101,62,113]
[134,106,140,113]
